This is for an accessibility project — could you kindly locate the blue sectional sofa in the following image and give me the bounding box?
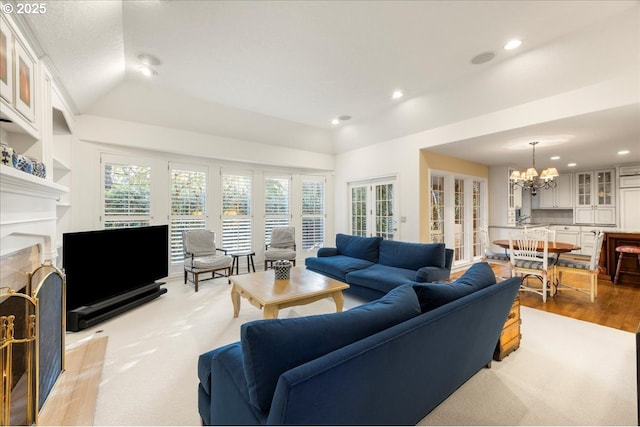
[198,263,522,425]
[305,233,454,300]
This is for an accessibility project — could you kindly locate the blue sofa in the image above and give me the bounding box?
[305,233,454,300]
[198,263,521,425]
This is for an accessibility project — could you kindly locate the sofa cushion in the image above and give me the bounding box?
[412,262,497,313]
[305,255,374,282]
[240,284,421,412]
[336,233,382,262]
[345,263,416,294]
[379,240,446,270]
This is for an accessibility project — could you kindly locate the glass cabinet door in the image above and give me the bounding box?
[596,170,614,206]
[575,172,592,207]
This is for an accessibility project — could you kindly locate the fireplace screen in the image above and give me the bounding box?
[0,263,65,426]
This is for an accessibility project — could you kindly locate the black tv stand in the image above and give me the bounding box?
[67,282,167,332]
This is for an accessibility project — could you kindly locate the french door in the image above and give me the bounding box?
[349,178,397,239]
[429,172,487,266]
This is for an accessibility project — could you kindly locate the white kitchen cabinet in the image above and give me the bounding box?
[537,174,573,208]
[619,188,640,231]
[554,225,580,247]
[574,169,616,225]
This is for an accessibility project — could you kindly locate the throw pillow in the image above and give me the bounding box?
[241,284,421,412]
[413,262,497,313]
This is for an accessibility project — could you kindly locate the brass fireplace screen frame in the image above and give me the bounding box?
[0,263,65,426]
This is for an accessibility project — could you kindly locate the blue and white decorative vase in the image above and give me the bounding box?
[13,153,34,174]
[30,156,46,178]
[274,260,292,280]
[1,143,13,166]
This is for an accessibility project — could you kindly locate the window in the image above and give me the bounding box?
[222,172,252,252]
[349,178,397,238]
[102,157,151,228]
[430,175,445,243]
[170,165,207,263]
[264,176,290,244]
[301,178,325,251]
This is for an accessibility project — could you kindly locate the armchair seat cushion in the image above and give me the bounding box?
[264,249,296,261]
[186,255,232,270]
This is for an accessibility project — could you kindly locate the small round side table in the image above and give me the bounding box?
[613,245,640,284]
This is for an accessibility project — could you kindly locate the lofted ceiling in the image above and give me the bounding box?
[15,0,640,167]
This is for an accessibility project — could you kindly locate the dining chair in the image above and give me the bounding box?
[554,231,604,302]
[479,227,511,277]
[509,230,552,302]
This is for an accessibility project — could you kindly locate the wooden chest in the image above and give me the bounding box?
[494,295,521,361]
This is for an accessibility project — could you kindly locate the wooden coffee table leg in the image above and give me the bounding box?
[263,304,279,319]
[331,291,345,312]
[231,284,241,318]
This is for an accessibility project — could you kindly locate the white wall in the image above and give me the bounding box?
[333,76,637,242]
[69,115,335,272]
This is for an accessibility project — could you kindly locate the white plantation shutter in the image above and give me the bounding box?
[301,178,324,251]
[265,176,290,244]
[222,172,252,252]
[103,159,151,228]
[170,166,207,263]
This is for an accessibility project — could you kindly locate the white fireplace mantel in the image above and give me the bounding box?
[0,165,69,261]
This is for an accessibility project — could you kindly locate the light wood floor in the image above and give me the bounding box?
[37,336,108,426]
[456,264,640,333]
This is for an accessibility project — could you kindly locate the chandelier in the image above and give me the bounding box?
[509,141,559,196]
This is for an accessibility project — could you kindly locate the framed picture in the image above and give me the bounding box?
[0,15,13,105]
[14,38,34,122]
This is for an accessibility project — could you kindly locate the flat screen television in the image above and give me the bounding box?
[63,225,168,316]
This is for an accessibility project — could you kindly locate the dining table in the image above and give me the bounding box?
[492,239,580,256]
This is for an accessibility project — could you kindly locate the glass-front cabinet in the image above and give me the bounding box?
[574,169,616,225]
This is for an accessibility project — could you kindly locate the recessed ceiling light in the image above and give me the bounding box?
[138,66,157,77]
[504,39,522,50]
[331,118,340,125]
[618,150,630,155]
[550,156,560,160]
[338,115,352,121]
[568,163,577,167]
[392,90,403,99]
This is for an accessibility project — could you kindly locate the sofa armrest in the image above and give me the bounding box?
[444,248,454,270]
[207,343,266,425]
[317,247,338,257]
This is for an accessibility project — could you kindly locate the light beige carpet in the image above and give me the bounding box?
[65,276,637,426]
